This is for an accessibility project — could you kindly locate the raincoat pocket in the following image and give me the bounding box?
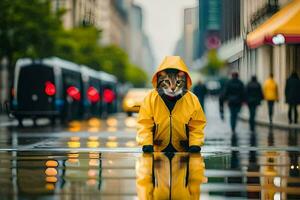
[153,124,162,145]
[184,124,189,138]
[180,124,189,151]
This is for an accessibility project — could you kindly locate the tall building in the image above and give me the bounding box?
[128,3,155,75]
[184,7,199,67]
[217,0,242,69]
[52,0,154,76]
[173,6,199,68]
[128,5,144,68]
[51,0,130,49]
[173,37,185,59]
[197,0,222,59]
[109,0,130,50]
[141,33,155,75]
[51,0,98,29]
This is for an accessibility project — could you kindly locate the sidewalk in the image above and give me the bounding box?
[0,114,17,127]
[0,114,9,122]
[239,108,300,130]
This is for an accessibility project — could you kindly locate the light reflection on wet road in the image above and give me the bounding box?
[0,100,299,199]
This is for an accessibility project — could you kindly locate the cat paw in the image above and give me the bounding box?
[188,145,201,153]
[142,145,154,153]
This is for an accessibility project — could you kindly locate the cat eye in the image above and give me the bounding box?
[176,80,182,85]
[164,80,170,84]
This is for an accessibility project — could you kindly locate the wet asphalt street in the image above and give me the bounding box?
[0,98,299,200]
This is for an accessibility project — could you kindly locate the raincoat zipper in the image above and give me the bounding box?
[157,93,183,148]
[169,114,172,145]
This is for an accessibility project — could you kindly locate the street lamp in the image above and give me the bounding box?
[272,34,285,45]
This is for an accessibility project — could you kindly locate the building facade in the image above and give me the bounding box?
[128,4,143,67]
[52,0,154,77]
[141,34,155,75]
[51,0,130,49]
[173,6,199,68]
[183,7,199,67]
[127,4,155,75]
[197,0,222,59]
[218,0,300,120]
[52,0,98,29]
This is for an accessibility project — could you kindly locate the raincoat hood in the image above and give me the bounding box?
[152,56,192,89]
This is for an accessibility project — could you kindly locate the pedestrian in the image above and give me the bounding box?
[193,80,207,112]
[263,73,278,124]
[137,56,206,153]
[285,71,300,124]
[246,76,263,132]
[224,72,245,133]
[218,77,228,121]
[219,92,225,121]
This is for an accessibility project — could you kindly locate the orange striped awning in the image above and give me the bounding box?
[246,0,300,49]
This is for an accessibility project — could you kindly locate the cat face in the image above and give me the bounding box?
[157,69,187,97]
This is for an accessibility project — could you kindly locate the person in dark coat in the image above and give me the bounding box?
[246,76,263,131]
[219,91,225,121]
[285,71,300,124]
[218,77,228,121]
[193,81,207,112]
[224,72,245,133]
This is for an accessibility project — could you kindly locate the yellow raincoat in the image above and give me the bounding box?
[136,153,206,200]
[263,78,278,101]
[137,56,206,152]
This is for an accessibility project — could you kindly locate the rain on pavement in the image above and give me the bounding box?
[0,99,299,200]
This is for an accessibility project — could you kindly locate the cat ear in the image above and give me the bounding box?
[158,71,167,76]
[178,71,185,77]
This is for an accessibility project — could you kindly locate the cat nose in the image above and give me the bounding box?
[171,88,175,91]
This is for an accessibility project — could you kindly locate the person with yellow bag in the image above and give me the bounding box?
[263,73,279,125]
[137,56,206,153]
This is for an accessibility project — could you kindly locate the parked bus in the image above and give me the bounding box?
[81,66,101,118]
[11,57,117,126]
[98,71,118,117]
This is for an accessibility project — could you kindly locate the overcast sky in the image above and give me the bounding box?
[134,0,197,67]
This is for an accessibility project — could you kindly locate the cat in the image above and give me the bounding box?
[157,69,187,97]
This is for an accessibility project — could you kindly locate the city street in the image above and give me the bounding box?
[0,98,299,199]
[1,0,300,199]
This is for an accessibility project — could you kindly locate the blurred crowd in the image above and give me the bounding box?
[193,71,300,132]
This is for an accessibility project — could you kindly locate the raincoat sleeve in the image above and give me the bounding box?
[188,97,206,147]
[137,92,154,146]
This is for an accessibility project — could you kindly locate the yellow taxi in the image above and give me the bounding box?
[122,88,151,116]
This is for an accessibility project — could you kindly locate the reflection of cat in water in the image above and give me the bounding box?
[136,153,207,200]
